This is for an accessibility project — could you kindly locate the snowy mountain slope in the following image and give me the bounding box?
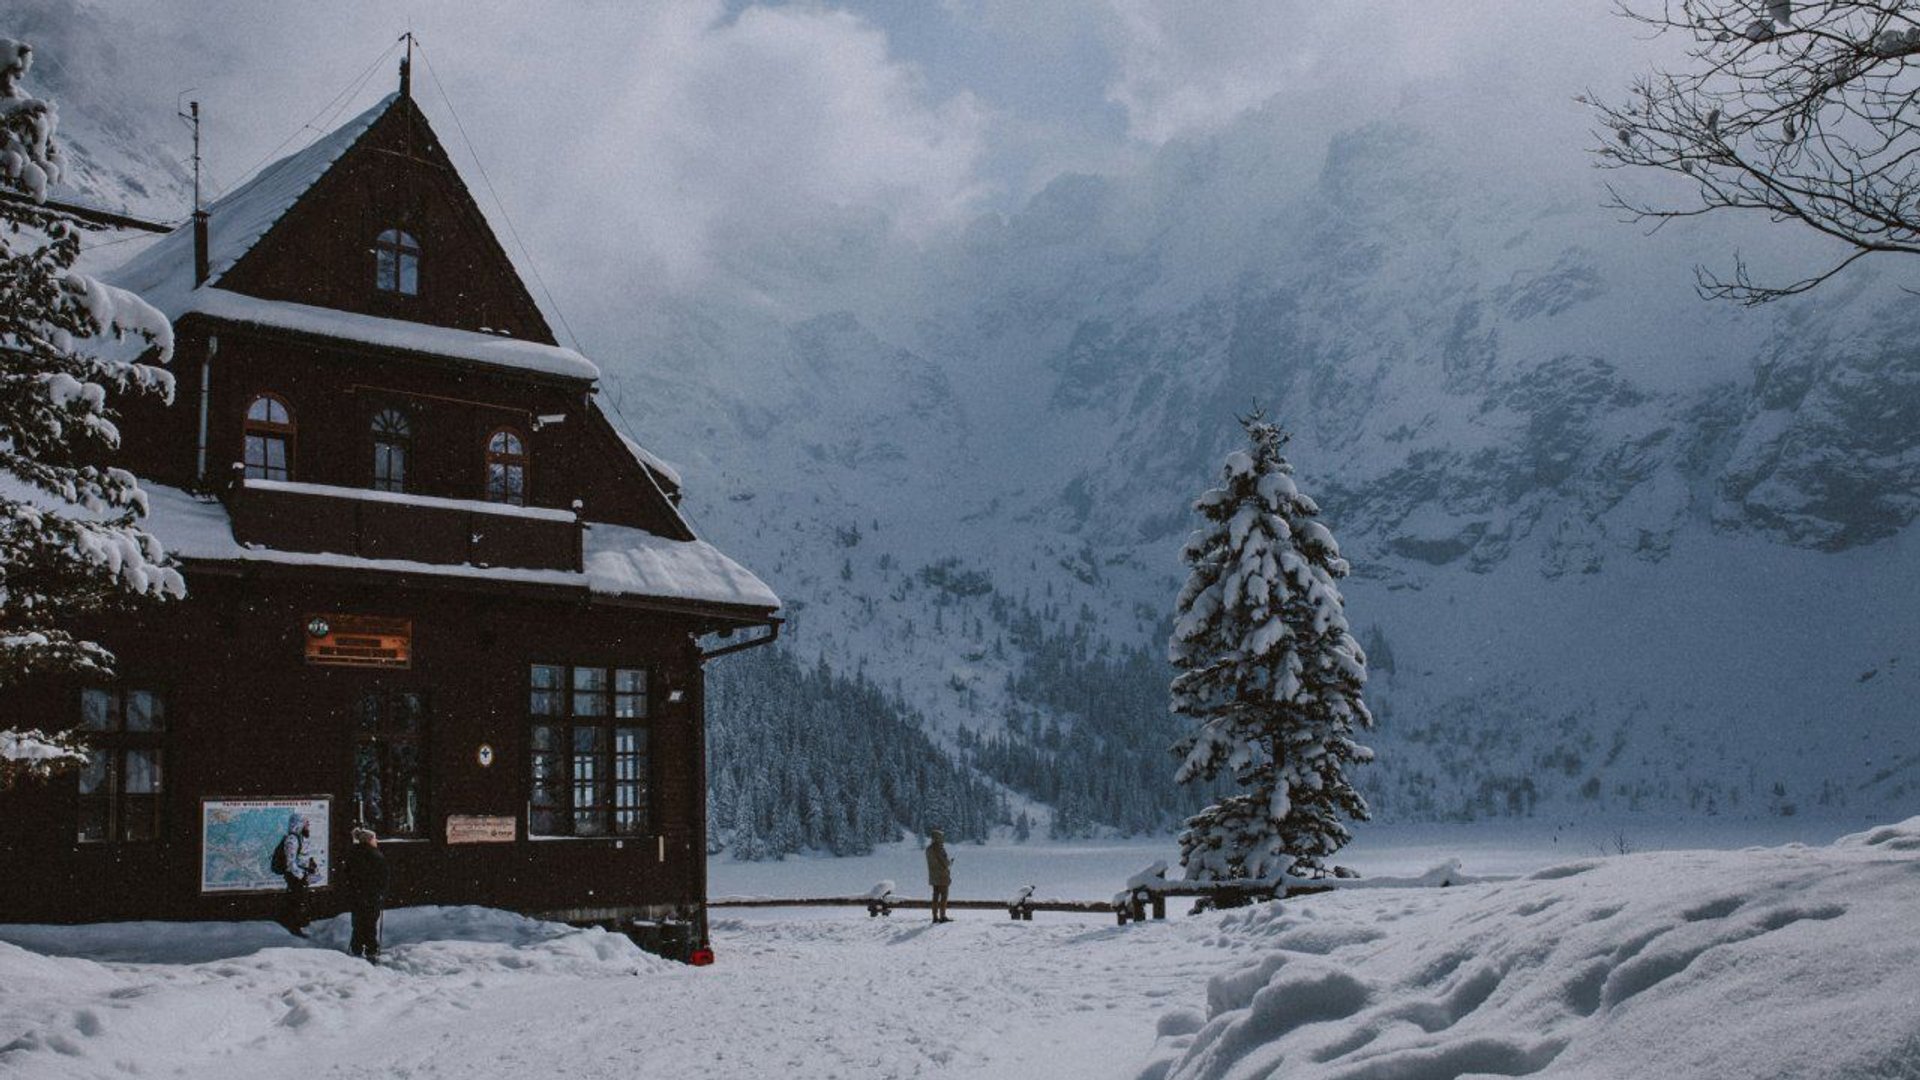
[6,2,192,223]
[599,110,1920,828]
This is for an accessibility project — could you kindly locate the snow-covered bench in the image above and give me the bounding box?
[1112,861,1324,923]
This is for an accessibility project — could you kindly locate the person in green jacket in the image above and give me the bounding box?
[926,828,953,923]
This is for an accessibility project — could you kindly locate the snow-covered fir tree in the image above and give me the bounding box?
[1170,412,1373,881]
[0,36,180,786]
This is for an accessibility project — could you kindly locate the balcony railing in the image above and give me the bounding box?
[226,478,582,573]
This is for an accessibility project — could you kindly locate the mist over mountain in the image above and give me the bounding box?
[598,97,1920,830]
[37,0,1920,837]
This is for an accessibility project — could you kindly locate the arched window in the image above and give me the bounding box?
[243,394,294,481]
[371,408,411,492]
[374,228,420,295]
[485,428,527,506]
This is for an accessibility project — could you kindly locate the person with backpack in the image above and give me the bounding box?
[275,813,317,936]
[343,827,390,964]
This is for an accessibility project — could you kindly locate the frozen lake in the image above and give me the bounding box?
[708,815,1879,904]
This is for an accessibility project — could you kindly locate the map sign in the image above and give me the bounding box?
[200,798,331,893]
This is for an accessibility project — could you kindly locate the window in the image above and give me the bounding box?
[243,394,294,481]
[529,664,649,837]
[371,408,411,493]
[485,428,527,506]
[374,228,420,295]
[76,687,165,843]
[353,690,427,838]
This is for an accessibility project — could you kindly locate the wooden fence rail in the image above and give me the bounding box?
[710,887,1334,923]
[710,896,1112,917]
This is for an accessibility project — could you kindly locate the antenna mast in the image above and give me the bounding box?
[179,96,210,285]
[399,32,414,99]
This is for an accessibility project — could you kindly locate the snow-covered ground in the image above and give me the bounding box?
[4,821,1915,1079]
[1139,817,1920,1080]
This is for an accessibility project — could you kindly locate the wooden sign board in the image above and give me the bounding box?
[305,614,412,669]
[446,814,516,844]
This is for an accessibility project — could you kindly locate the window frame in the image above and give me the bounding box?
[374,228,421,296]
[351,688,429,840]
[370,407,412,493]
[528,663,651,839]
[242,392,295,482]
[75,685,167,845]
[484,427,529,507]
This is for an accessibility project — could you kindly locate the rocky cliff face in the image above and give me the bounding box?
[620,113,1920,827]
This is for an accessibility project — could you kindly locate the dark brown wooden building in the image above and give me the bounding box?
[0,82,778,947]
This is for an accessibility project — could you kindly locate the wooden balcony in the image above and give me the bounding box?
[226,479,582,572]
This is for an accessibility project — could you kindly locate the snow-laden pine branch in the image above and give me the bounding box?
[0,35,180,781]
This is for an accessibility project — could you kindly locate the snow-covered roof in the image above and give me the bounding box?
[178,288,600,382]
[110,95,396,316]
[618,434,683,489]
[101,93,600,383]
[143,483,778,613]
[583,522,780,610]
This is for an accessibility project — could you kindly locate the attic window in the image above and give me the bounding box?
[243,394,294,481]
[374,228,420,295]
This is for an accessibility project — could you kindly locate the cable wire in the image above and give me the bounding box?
[414,42,585,356]
[216,39,401,201]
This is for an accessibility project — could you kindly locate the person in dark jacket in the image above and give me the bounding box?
[344,826,390,964]
[278,813,317,936]
[925,828,953,923]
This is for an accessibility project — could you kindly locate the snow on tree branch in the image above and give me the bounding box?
[0,33,181,769]
[1170,412,1373,883]
[1591,1,1920,304]
[0,725,87,789]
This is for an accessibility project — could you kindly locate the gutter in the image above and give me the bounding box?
[698,620,781,661]
[194,335,217,483]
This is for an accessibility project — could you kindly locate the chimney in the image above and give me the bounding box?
[192,208,209,286]
[399,52,411,100]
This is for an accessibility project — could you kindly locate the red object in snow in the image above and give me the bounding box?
[689,947,715,967]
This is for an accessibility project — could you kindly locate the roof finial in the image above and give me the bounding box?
[399,31,414,100]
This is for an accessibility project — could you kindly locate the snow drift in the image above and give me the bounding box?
[0,906,670,1074]
[1137,818,1920,1079]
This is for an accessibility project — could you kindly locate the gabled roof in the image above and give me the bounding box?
[111,95,397,317]
[104,92,598,381]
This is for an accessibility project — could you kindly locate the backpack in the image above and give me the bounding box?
[270,836,290,875]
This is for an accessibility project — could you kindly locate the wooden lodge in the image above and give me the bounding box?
[0,72,779,947]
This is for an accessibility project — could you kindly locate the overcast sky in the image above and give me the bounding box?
[30,0,1733,345]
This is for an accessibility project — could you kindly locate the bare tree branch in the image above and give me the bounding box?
[1592,0,1920,303]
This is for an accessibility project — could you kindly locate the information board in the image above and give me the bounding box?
[445,814,517,844]
[200,797,331,893]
